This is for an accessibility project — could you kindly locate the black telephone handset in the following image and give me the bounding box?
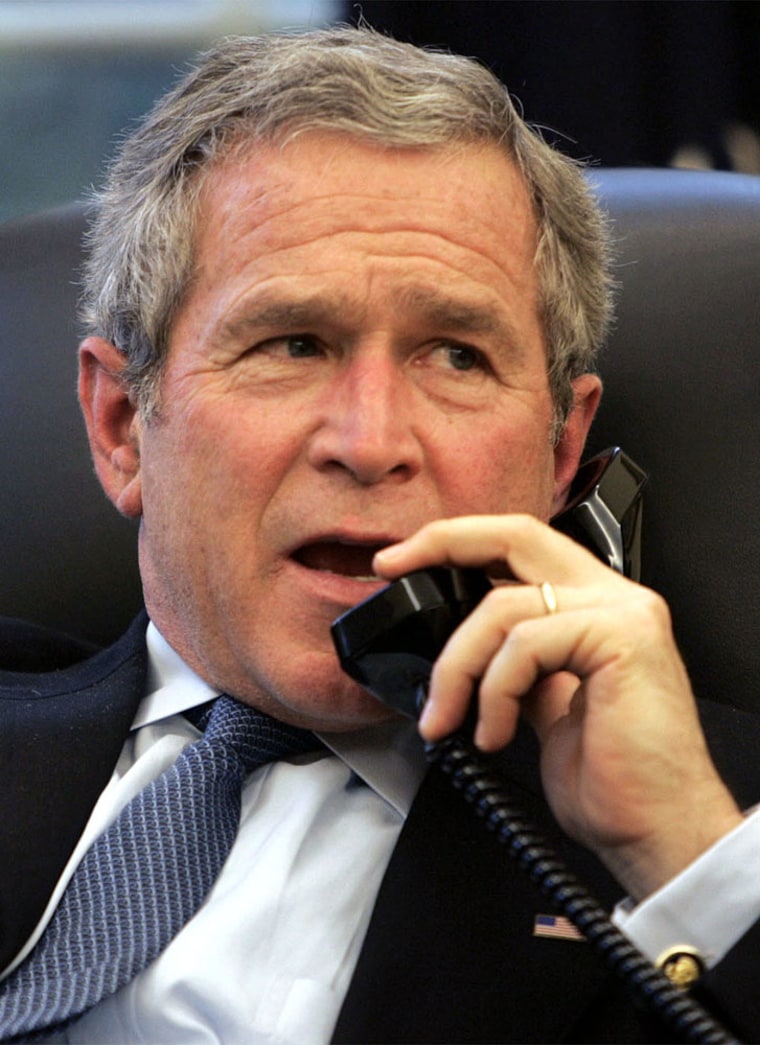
[331,447,645,720]
[330,448,736,1045]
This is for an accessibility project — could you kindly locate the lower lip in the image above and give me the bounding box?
[285,557,389,607]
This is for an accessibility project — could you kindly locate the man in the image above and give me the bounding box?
[0,25,758,1043]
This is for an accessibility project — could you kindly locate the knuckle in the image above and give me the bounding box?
[415,517,450,548]
[506,513,541,543]
[481,584,515,613]
[477,583,536,636]
[627,585,673,636]
[504,615,541,654]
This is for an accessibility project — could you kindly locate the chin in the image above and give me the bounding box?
[292,674,396,733]
[250,651,396,733]
[311,701,399,734]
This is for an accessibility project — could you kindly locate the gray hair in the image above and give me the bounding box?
[81,25,613,431]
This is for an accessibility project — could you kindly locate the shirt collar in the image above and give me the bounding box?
[136,620,427,818]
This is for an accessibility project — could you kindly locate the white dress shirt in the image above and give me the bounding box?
[13,621,760,1042]
[35,624,426,1044]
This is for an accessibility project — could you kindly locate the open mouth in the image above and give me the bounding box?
[293,540,385,580]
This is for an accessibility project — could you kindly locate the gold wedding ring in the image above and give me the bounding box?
[538,581,558,615]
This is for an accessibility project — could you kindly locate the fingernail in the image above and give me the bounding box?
[473,722,489,751]
[418,699,435,737]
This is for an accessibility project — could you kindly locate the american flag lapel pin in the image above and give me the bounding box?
[533,913,585,941]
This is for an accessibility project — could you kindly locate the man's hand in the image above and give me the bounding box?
[373,515,743,901]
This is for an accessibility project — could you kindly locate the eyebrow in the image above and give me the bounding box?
[222,284,521,348]
[395,284,505,337]
[222,300,342,341]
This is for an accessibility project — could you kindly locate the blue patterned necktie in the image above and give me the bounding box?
[0,695,318,1040]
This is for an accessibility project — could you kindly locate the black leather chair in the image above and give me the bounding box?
[0,202,142,648]
[585,170,760,713]
[1,170,758,710]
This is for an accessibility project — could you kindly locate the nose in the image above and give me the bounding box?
[307,353,423,485]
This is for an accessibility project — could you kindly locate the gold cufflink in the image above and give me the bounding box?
[655,944,706,988]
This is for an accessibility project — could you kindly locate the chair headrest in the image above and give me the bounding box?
[587,169,760,711]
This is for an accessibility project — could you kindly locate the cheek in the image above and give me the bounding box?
[434,412,555,518]
[152,395,289,507]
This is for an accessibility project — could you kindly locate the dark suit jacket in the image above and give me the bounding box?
[1,615,758,1042]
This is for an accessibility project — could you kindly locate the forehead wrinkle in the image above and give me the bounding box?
[395,282,528,358]
[222,292,362,341]
[396,283,498,333]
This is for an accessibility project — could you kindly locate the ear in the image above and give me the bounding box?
[78,336,143,518]
[551,373,603,515]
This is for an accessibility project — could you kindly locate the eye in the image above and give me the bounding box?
[446,345,479,371]
[429,342,490,374]
[281,335,322,359]
[252,334,324,359]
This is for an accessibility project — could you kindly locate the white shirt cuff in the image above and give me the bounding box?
[612,807,760,969]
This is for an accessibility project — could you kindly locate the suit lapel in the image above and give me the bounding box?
[0,613,148,972]
[334,726,650,1043]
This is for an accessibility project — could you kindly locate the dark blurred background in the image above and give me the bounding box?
[353,1,760,171]
[1,0,759,224]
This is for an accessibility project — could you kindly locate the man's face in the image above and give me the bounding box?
[126,135,595,729]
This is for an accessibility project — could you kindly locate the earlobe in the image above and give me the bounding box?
[78,336,143,518]
[551,373,603,515]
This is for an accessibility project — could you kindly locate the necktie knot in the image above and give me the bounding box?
[194,694,319,774]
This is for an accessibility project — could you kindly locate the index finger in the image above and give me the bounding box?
[373,513,619,587]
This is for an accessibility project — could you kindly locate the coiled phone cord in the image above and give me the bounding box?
[426,731,739,1045]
